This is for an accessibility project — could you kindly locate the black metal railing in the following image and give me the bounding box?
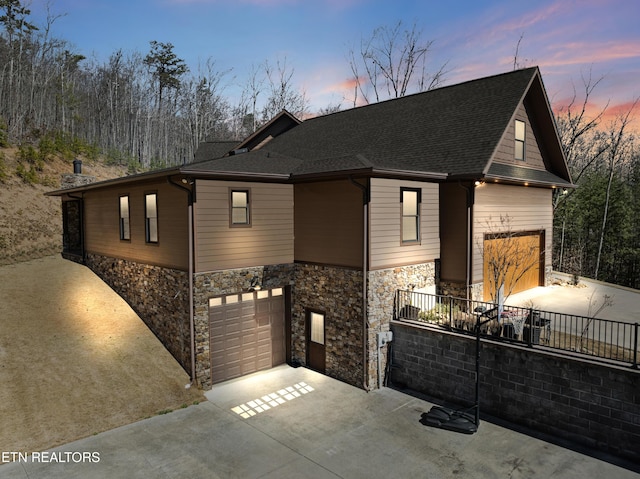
[394,290,639,368]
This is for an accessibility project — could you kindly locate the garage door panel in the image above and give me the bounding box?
[209,289,286,384]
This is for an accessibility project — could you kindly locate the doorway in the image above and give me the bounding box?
[306,309,326,373]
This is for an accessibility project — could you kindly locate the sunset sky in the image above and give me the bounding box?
[29,0,640,124]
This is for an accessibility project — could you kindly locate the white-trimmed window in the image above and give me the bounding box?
[230,189,250,227]
[515,119,526,161]
[119,195,130,240]
[145,192,158,243]
[401,188,421,244]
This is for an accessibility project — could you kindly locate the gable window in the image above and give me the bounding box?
[145,192,158,243]
[230,189,250,227]
[401,188,421,244]
[515,119,526,161]
[119,195,130,241]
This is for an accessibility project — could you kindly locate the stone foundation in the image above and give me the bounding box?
[81,254,438,391]
[85,253,191,374]
[193,264,295,388]
[292,264,364,388]
[368,262,435,388]
[437,280,483,301]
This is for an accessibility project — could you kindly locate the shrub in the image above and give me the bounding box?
[16,162,39,185]
[0,152,7,183]
[0,117,8,147]
[18,144,38,164]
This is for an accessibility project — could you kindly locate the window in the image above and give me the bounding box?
[145,193,158,243]
[309,311,325,344]
[401,188,421,243]
[119,195,130,240]
[230,189,250,226]
[515,119,525,161]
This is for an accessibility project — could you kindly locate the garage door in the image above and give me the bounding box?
[483,233,542,300]
[209,288,285,384]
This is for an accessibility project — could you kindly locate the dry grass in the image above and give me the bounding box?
[547,330,636,363]
[0,256,203,461]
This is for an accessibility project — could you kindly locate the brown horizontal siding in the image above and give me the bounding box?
[83,180,188,270]
[294,180,364,268]
[369,178,439,270]
[493,102,546,170]
[195,180,293,273]
[472,183,552,283]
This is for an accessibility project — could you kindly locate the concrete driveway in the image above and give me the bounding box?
[2,365,637,479]
[506,273,640,324]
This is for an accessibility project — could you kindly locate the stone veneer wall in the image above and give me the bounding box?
[437,280,483,301]
[85,253,191,372]
[193,264,295,388]
[292,264,364,388]
[367,262,435,388]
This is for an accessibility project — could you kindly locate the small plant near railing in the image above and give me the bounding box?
[418,303,451,324]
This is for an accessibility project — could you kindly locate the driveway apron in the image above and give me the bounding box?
[1,365,637,478]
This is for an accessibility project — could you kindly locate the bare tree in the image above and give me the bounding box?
[553,70,609,272]
[481,215,542,303]
[261,57,308,123]
[230,63,264,138]
[593,99,638,279]
[347,20,448,106]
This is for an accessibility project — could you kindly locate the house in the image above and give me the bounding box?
[47,67,572,390]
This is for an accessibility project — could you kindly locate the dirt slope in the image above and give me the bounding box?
[0,256,203,460]
[0,148,128,265]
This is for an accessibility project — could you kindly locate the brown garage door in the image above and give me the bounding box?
[483,233,542,300]
[209,288,285,384]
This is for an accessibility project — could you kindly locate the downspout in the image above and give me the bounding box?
[168,177,196,387]
[350,176,370,391]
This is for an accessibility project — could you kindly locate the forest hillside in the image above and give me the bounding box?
[0,145,127,265]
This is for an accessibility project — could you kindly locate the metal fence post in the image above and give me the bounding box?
[633,323,639,369]
[449,296,453,329]
[527,308,533,348]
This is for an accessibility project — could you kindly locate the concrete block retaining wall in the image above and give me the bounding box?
[390,320,640,463]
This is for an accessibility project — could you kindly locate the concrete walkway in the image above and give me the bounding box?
[1,366,637,478]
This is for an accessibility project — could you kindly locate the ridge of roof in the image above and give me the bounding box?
[262,67,539,176]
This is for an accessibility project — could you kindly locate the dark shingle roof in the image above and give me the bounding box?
[261,67,540,177]
[486,163,572,186]
[193,141,240,162]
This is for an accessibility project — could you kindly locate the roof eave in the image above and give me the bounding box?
[45,167,182,196]
[291,167,448,182]
[179,169,291,182]
[482,173,575,189]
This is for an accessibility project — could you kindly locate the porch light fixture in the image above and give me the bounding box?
[474,180,484,187]
[250,276,262,291]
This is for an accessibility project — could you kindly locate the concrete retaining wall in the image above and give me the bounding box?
[390,320,640,463]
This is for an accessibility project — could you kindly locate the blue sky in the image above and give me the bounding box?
[29,0,640,121]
